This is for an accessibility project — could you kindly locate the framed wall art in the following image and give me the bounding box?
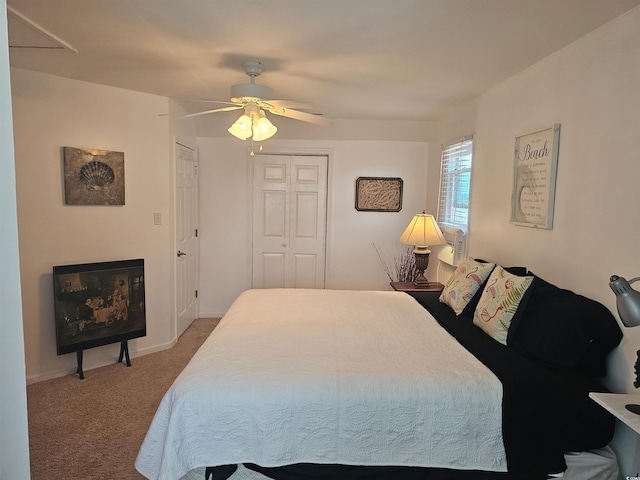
[52,259,146,356]
[510,124,560,229]
[355,177,403,212]
[63,146,125,205]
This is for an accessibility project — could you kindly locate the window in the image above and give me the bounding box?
[437,136,473,232]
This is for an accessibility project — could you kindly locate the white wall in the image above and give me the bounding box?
[0,3,30,477]
[426,7,640,474]
[11,68,177,383]
[197,137,429,316]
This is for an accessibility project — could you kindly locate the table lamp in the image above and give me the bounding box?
[609,274,640,415]
[399,211,446,287]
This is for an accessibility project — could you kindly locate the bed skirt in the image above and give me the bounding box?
[179,446,620,480]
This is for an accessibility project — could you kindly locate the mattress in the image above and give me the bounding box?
[136,289,506,480]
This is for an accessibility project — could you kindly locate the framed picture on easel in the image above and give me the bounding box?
[52,259,146,378]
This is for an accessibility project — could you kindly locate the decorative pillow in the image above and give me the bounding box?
[462,260,528,316]
[472,266,534,345]
[508,273,623,377]
[439,258,495,315]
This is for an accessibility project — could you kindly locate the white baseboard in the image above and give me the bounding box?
[26,338,177,385]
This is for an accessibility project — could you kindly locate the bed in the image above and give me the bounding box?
[136,265,622,480]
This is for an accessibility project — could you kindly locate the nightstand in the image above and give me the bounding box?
[390,281,444,293]
[589,392,640,435]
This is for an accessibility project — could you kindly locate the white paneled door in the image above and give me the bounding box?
[252,155,328,289]
[175,141,199,337]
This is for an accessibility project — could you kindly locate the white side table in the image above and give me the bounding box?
[589,392,640,435]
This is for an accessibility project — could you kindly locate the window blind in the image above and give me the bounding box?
[437,137,473,232]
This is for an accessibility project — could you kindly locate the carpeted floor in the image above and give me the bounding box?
[27,318,219,480]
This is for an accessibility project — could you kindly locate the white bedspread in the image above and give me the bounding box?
[136,289,506,480]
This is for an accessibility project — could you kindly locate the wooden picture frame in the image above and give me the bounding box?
[355,177,403,212]
[510,124,560,229]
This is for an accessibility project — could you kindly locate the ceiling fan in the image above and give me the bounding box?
[181,61,331,142]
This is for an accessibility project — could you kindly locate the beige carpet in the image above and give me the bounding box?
[27,318,219,480]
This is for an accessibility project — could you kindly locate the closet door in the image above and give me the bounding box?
[252,155,327,289]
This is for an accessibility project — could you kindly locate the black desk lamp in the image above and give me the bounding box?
[609,275,640,415]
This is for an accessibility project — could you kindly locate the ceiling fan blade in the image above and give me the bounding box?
[179,96,239,106]
[265,99,316,110]
[179,105,243,118]
[191,98,239,106]
[269,108,332,126]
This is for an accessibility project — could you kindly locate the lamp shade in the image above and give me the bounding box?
[252,112,277,142]
[228,108,278,142]
[609,275,640,327]
[399,212,446,248]
[227,114,252,140]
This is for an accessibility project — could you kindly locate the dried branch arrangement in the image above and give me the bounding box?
[372,242,417,283]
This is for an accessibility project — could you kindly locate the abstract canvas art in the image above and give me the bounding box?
[355,177,403,212]
[63,146,125,205]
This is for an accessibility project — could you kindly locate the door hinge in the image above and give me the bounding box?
[195,228,198,237]
[195,290,198,298]
[193,164,198,175]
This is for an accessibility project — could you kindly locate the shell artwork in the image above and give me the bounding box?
[63,146,125,205]
[78,161,115,191]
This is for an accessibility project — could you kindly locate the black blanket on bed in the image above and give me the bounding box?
[409,291,616,479]
[207,292,616,480]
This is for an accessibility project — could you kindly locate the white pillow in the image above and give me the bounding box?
[439,258,495,315]
[473,266,534,345]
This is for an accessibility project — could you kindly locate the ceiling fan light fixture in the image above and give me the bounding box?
[252,112,277,142]
[197,61,328,140]
[227,114,252,140]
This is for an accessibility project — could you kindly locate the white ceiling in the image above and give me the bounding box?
[7,0,640,123]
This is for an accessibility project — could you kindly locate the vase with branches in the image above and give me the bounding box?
[372,242,418,283]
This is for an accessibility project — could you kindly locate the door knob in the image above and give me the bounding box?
[177,251,187,257]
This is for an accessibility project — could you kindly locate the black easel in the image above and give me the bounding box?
[76,340,131,380]
[76,350,85,379]
[118,340,131,367]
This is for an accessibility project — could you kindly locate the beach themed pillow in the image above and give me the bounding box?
[439,258,495,315]
[473,266,534,345]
